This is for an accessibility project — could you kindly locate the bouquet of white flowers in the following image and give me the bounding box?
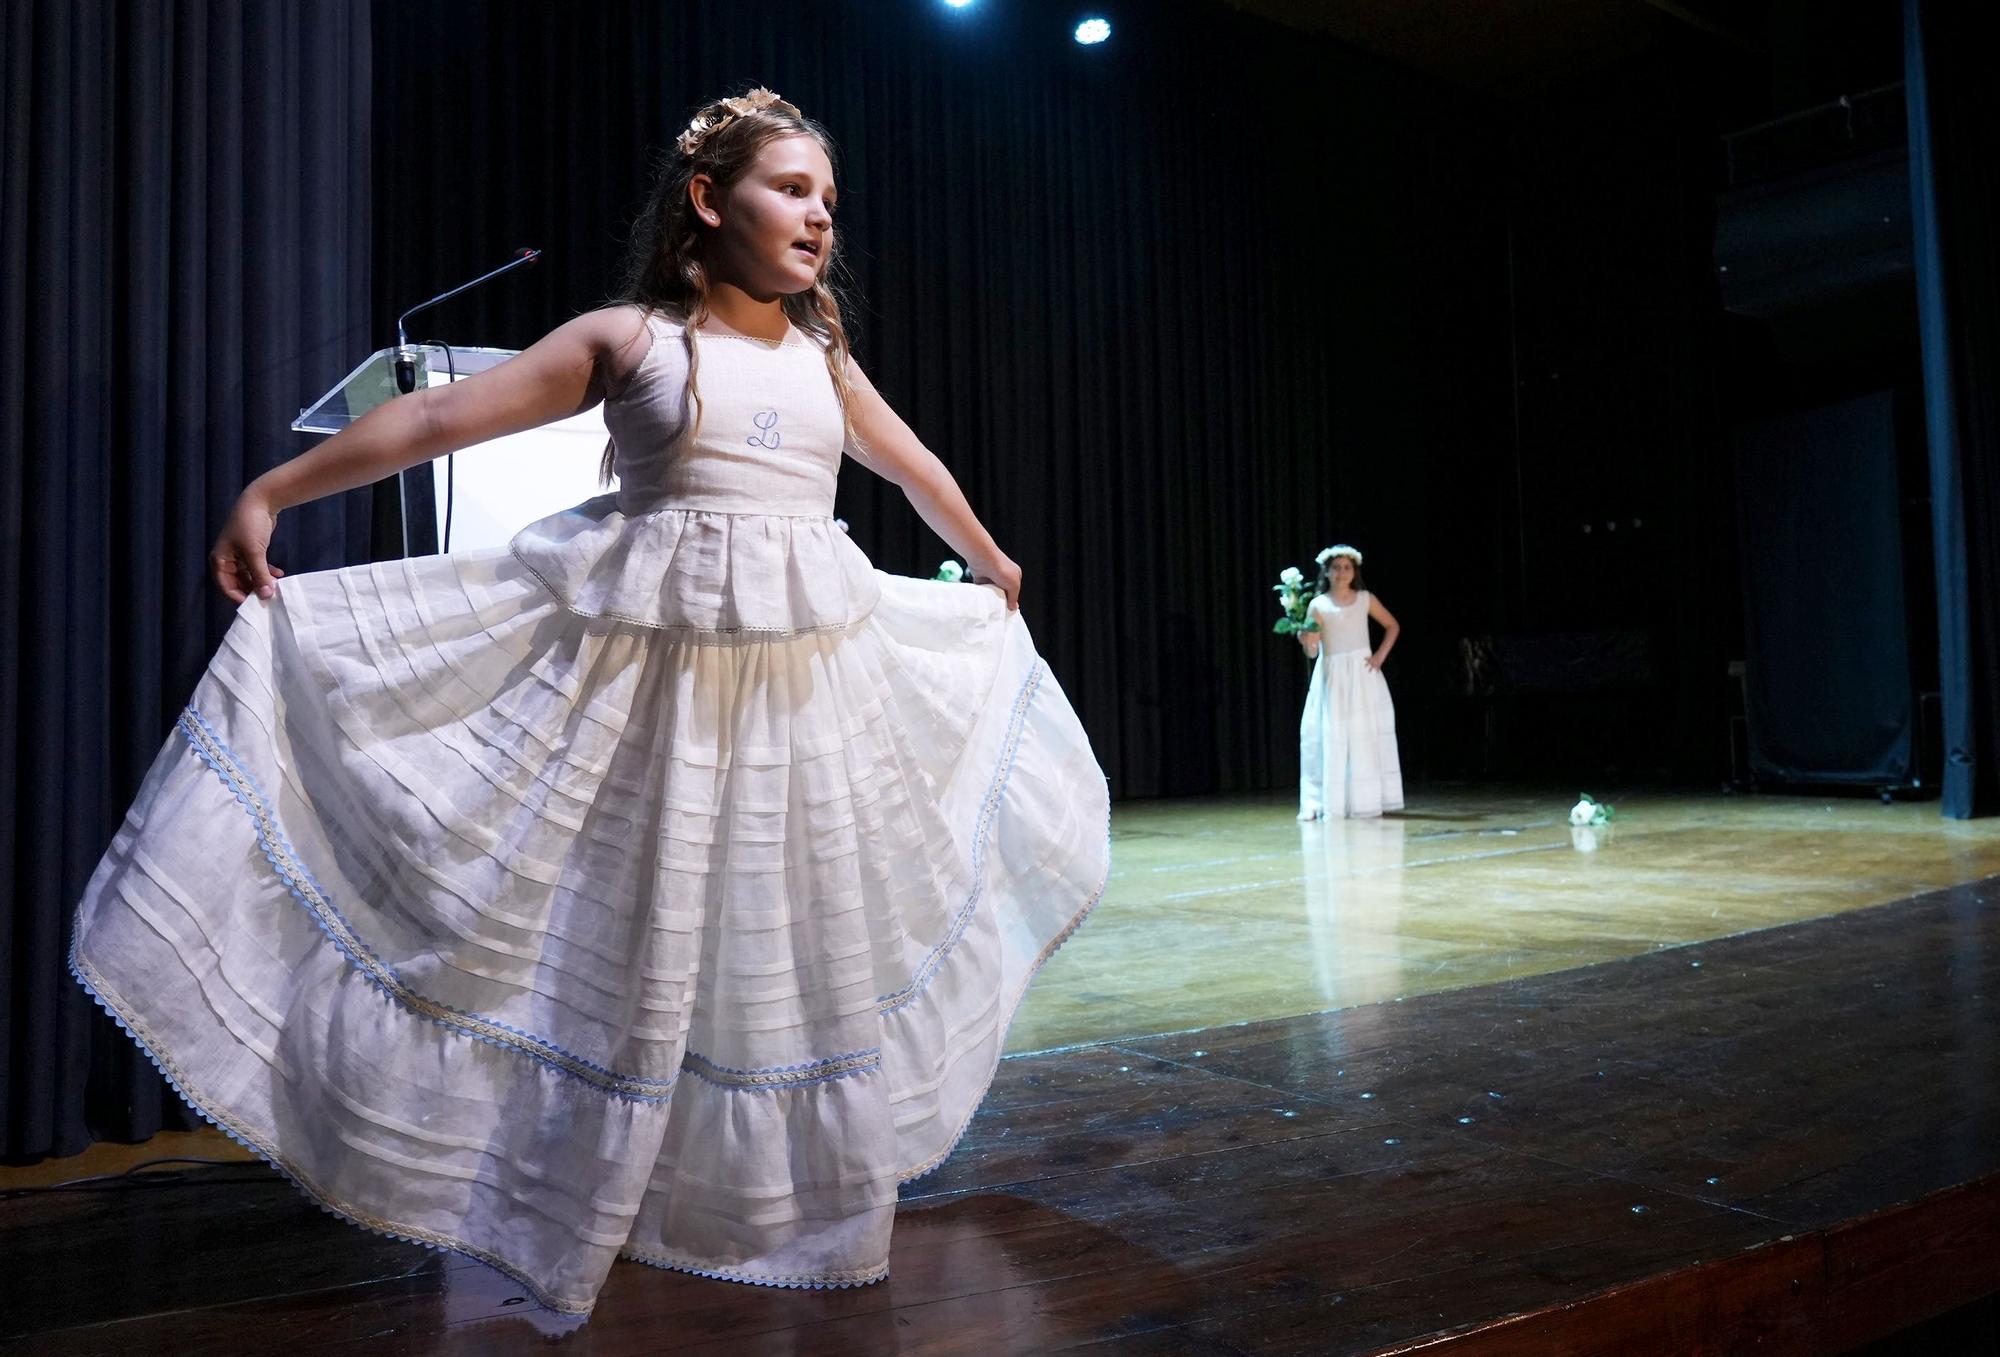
[1567,794,1615,828]
[1271,565,1319,637]
[934,559,966,583]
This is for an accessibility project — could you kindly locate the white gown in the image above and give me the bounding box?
[69,311,1111,1315]
[1298,590,1403,819]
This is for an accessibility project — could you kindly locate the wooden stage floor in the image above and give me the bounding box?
[1012,787,2000,1055]
[5,789,1999,1353]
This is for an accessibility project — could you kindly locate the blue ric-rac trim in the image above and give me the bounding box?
[681,1047,880,1091]
[875,661,1045,1016]
[175,706,678,1104]
[65,939,598,1316]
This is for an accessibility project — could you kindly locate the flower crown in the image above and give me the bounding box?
[677,88,801,158]
[1316,544,1363,567]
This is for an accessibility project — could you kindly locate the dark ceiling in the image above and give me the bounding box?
[1217,0,1767,100]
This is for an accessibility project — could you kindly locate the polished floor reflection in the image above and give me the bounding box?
[1008,788,2000,1053]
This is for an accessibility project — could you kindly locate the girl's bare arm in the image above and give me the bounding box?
[843,360,1021,611]
[1367,595,1401,669]
[213,309,645,603]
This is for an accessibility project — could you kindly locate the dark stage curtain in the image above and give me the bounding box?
[368,0,1510,801]
[2,1,378,1159]
[1494,49,1743,785]
[1906,0,2000,818]
[1734,393,1914,786]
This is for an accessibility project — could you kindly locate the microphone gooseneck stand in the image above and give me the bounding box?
[389,248,543,554]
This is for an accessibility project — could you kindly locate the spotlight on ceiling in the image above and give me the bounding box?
[942,0,975,8]
[1074,16,1111,45]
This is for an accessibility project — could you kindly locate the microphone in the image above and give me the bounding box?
[393,247,543,393]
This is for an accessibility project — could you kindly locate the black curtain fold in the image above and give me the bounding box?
[1905,0,2000,818]
[1734,392,1914,785]
[2,0,377,1159]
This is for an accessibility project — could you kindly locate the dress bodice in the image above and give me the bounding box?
[1313,591,1372,657]
[508,310,880,640]
[605,312,846,517]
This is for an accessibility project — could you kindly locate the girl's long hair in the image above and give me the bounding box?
[603,90,858,482]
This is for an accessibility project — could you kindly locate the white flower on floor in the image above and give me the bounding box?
[1570,825,1600,853]
[1568,794,1614,828]
[935,560,965,583]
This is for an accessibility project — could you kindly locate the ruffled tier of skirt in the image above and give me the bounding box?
[510,497,881,636]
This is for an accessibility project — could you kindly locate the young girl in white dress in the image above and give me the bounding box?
[1297,544,1404,819]
[68,89,1110,1317]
